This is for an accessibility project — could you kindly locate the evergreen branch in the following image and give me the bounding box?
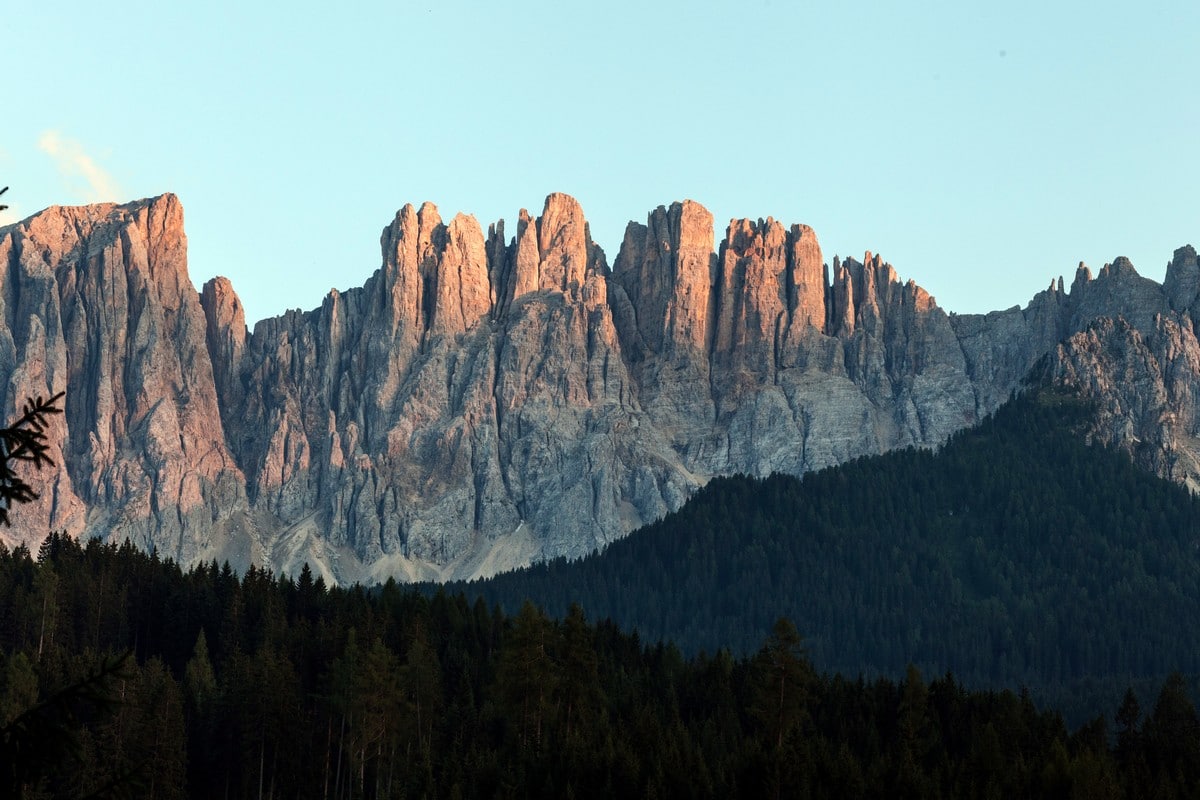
[0,391,64,526]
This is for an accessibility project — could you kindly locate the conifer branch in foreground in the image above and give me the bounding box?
[0,391,65,526]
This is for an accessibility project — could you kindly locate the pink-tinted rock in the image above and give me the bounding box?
[4,192,1197,586]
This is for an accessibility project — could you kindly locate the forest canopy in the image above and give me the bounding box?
[0,532,1197,798]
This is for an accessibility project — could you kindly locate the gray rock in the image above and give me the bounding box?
[1,194,1195,584]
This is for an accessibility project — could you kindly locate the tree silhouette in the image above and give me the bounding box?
[0,392,64,526]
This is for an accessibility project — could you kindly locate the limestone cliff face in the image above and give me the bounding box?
[0,196,251,561]
[202,193,664,583]
[0,193,1195,583]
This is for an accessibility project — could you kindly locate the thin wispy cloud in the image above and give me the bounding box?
[37,130,122,203]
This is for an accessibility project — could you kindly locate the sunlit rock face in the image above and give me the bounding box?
[0,193,1194,584]
[0,196,250,564]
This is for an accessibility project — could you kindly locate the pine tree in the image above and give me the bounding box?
[558,603,601,743]
[750,617,813,800]
[495,601,558,751]
[183,630,216,715]
[400,622,441,757]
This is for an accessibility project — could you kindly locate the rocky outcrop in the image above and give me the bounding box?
[0,196,251,562]
[0,192,1195,584]
[1043,314,1200,490]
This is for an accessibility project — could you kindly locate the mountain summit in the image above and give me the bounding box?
[0,194,1194,583]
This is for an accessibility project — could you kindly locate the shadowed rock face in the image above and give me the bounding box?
[0,193,1194,583]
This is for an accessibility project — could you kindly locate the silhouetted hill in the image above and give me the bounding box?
[451,387,1200,719]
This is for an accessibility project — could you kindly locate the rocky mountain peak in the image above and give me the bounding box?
[1072,262,1093,293]
[0,194,247,560]
[199,276,247,407]
[711,214,797,374]
[3,192,1197,585]
[611,199,716,361]
[1164,244,1200,312]
[1070,255,1165,333]
[535,192,591,292]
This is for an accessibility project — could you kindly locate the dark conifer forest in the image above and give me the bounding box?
[1,388,1200,797]
[454,389,1200,722]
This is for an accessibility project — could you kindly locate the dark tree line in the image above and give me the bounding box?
[0,532,1199,798]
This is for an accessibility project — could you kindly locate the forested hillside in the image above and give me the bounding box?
[2,533,1199,798]
[453,389,1200,720]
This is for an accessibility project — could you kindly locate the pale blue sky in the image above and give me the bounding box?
[5,1,1198,324]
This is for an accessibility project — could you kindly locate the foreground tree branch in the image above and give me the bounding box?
[0,391,65,526]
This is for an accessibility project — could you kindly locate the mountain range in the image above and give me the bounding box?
[0,193,1196,583]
